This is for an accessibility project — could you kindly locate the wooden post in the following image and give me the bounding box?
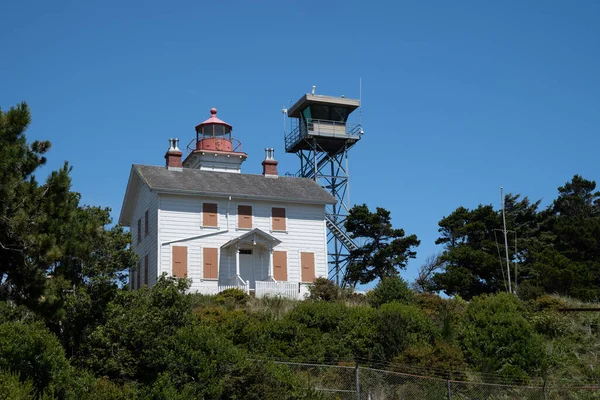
[355,362,360,400]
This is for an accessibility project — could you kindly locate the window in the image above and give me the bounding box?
[137,218,142,243]
[301,252,315,282]
[238,205,252,229]
[131,267,136,290]
[172,246,188,278]
[239,249,253,255]
[273,251,287,281]
[136,260,141,289]
[144,254,149,285]
[203,203,218,227]
[272,207,286,231]
[144,210,149,236]
[203,248,218,279]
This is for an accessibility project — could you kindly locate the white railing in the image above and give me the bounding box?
[196,280,249,295]
[255,281,299,300]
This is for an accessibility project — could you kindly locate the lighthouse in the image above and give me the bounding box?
[181,108,248,173]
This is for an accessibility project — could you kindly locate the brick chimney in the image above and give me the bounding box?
[262,148,278,178]
[165,138,183,170]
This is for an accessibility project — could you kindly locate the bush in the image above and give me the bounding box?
[214,288,250,306]
[368,276,414,307]
[307,277,344,301]
[0,370,35,400]
[459,293,545,383]
[374,302,437,361]
[0,321,71,395]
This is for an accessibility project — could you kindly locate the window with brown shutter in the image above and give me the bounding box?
[238,205,252,229]
[203,248,218,279]
[272,207,286,231]
[136,261,141,289]
[137,218,142,243]
[273,251,287,281]
[144,254,149,285]
[203,203,218,227]
[172,246,188,278]
[144,210,149,236]
[301,252,315,282]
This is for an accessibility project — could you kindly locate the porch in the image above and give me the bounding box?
[195,279,305,300]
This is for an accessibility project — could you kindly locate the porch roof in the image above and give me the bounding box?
[221,228,281,250]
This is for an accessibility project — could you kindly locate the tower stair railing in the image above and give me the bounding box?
[325,216,358,252]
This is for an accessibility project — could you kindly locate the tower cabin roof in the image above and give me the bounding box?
[287,94,360,118]
[119,164,337,226]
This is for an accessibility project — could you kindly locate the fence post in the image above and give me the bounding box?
[543,377,548,400]
[355,362,360,400]
[447,379,452,400]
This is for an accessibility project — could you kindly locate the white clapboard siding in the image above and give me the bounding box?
[255,281,299,300]
[131,182,159,287]
[156,193,327,293]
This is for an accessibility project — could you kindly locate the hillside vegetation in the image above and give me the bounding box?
[1,102,599,398]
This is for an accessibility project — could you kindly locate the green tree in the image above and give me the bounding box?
[344,204,420,286]
[432,195,541,299]
[527,175,600,300]
[368,276,414,308]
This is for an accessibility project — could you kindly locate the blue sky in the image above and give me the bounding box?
[2,0,599,284]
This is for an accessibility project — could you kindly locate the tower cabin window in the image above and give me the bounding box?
[238,205,252,229]
[203,203,218,227]
[272,208,286,231]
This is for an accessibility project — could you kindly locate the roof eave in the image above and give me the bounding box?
[118,167,143,226]
[152,187,336,205]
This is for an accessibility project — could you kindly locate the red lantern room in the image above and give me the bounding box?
[183,108,247,172]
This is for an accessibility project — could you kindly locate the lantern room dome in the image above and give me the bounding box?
[195,108,232,132]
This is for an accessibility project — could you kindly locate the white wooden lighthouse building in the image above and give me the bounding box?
[119,108,335,298]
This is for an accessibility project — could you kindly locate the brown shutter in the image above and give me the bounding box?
[273,251,287,281]
[272,208,286,231]
[203,203,218,227]
[301,252,315,282]
[145,210,149,236]
[172,246,188,278]
[144,254,149,285]
[203,248,218,279]
[238,205,252,229]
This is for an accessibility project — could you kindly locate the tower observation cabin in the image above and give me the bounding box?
[284,91,363,285]
[285,94,362,154]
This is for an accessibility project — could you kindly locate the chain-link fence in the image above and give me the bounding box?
[272,361,600,400]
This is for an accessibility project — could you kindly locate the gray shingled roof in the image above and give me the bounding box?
[133,164,337,205]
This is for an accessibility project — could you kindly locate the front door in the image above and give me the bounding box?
[239,249,255,289]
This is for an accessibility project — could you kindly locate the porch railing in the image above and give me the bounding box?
[255,281,299,300]
[197,280,250,295]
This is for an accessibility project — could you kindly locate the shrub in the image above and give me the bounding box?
[459,293,545,382]
[0,370,35,400]
[214,288,249,306]
[374,302,437,361]
[307,277,343,301]
[0,321,71,395]
[368,276,414,307]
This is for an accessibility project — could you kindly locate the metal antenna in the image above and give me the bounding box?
[359,78,363,130]
[501,187,512,293]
